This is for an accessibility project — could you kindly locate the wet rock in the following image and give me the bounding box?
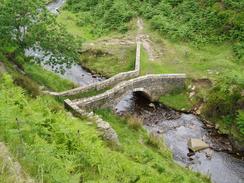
[189,91,195,98]
[215,124,220,130]
[188,138,209,152]
[149,103,156,109]
[205,148,213,159]
[187,151,195,157]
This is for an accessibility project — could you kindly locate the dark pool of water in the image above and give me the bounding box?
[115,92,244,183]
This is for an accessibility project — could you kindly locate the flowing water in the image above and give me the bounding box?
[47,0,66,14]
[115,92,244,183]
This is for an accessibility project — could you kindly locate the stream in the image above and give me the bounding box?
[115,92,244,183]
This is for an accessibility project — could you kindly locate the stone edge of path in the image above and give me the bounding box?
[64,99,120,145]
[0,142,34,183]
[44,42,141,97]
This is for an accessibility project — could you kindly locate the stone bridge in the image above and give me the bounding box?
[65,74,186,112]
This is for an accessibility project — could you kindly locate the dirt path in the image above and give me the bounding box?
[83,18,162,61]
[0,142,34,183]
[136,18,163,61]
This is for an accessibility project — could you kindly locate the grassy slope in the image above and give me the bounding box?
[79,47,136,77]
[57,11,137,77]
[23,63,76,92]
[141,21,243,79]
[0,74,210,183]
[57,11,95,41]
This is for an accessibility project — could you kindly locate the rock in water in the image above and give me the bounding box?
[187,138,209,152]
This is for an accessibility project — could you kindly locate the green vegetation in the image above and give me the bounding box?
[202,73,244,139]
[159,90,193,111]
[23,63,76,92]
[126,115,143,130]
[65,0,136,36]
[0,75,210,183]
[80,47,136,77]
[0,0,80,70]
[57,11,96,40]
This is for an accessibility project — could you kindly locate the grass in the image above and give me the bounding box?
[127,115,143,130]
[159,90,193,111]
[0,74,210,183]
[80,46,136,77]
[141,21,244,80]
[23,63,76,92]
[56,11,95,41]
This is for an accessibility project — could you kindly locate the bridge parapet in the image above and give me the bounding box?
[66,74,186,111]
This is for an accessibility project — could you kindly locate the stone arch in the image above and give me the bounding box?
[132,88,152,101]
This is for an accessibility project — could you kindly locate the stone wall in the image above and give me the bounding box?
[66,74,186,111]
[64,99,119,145]
[46,42,141,97]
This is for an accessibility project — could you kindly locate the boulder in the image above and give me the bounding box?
[188,138,209,152]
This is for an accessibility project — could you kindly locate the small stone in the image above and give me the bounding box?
[205,149,213,159]
[187,138,209,152]
[187,151,195,157]
[149,103,156,109]
[189,92,195,98]
[97,122,110,130]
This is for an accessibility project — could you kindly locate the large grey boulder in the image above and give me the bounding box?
[188,138,209,152]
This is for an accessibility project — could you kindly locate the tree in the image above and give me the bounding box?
[0,0,80,70]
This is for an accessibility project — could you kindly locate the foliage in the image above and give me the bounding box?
[159,89,193,111]
[65,0,136,35]
[23,63,76,92]
[0,0,80,70]
[0,74,210,183]
[203,73,244,135]
[237,110,244,136]
[65,0,244,59]
[79,47,136,77]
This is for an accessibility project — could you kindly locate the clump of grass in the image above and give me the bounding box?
[127,115,143,130]
[13,74,40,97]
[147,132,172,158]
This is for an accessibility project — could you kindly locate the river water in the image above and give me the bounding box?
[115,92,244,183]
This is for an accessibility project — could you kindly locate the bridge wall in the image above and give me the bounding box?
[68,74,186,111]
[46,42,141,97]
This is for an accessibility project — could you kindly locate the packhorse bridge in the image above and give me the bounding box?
[46,39,186,144]
[65,74,185,112]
